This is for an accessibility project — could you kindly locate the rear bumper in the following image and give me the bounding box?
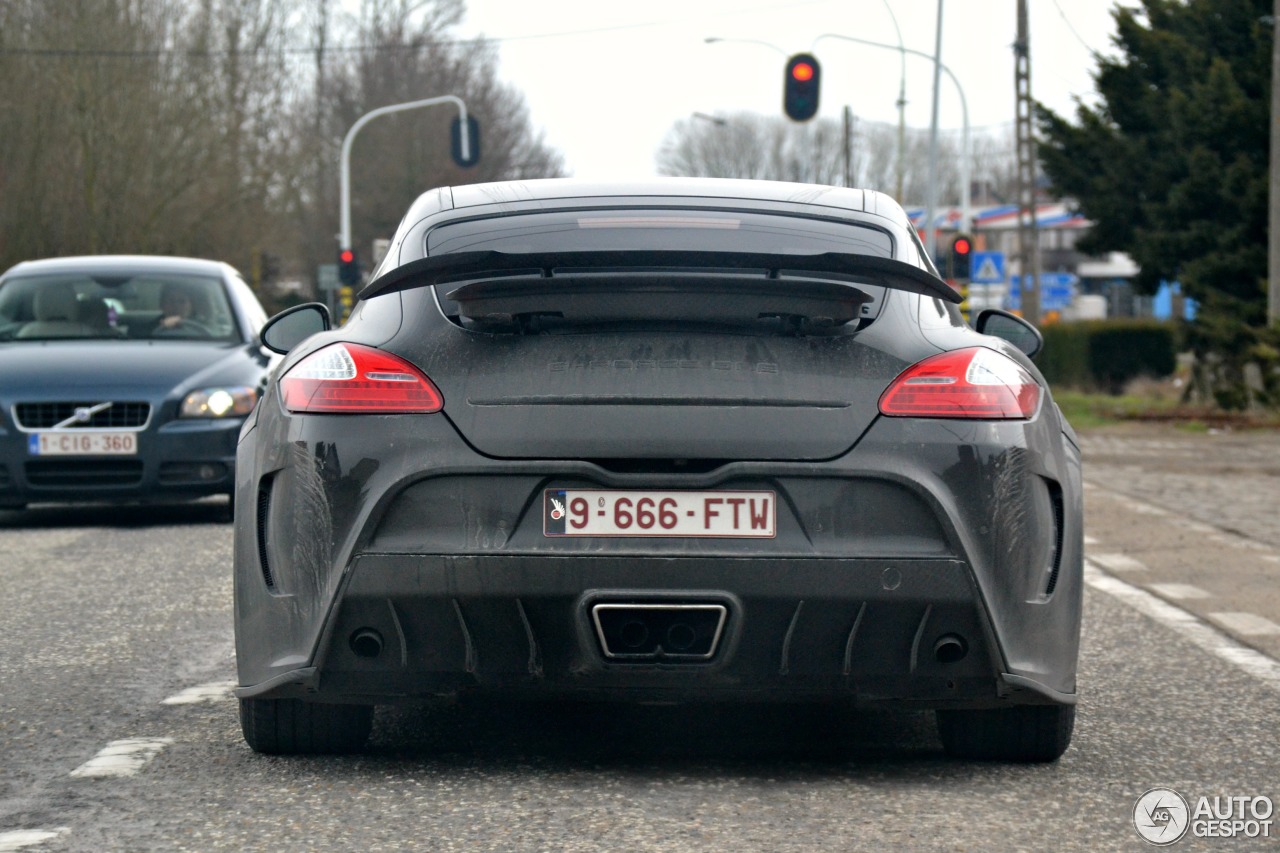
[234,403,1084,708]
[0,418,242,505]
[236,553,1071,708]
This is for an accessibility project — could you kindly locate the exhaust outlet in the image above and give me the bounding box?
[349,628,385,659]
[591,603,727,660]
[933,634,968,664]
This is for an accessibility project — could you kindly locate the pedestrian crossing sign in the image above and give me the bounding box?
[970,251,1006,284]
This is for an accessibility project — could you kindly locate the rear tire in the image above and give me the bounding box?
[936,704,1074,762]
[239,698,373,755]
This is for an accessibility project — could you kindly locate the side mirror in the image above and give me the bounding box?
[975,308,1043,359]
[260,302,331,355]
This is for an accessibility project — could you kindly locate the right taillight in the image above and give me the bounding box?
[878,347,1041,420]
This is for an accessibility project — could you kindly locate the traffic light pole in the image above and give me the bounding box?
[339,95,471,254]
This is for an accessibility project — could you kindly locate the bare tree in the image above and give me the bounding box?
[0,0,566,300]
[657,111,1005,209]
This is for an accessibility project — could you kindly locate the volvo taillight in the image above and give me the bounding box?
[878,347,1041,420]
[279,343,443,414]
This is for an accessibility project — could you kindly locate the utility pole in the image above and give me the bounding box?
[1014,0,1041,324]
[839,105,849,188]
[1270,0,1280,325]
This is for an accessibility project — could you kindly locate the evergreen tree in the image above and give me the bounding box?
[1037,0,1273,406]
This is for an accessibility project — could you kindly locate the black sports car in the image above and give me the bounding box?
[0,255,273,513]
[234,179,1083,761]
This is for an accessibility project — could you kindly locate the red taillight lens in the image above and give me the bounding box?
[878,347,1041,420]
[279,343,443,414]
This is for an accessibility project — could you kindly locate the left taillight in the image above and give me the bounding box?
[878,347,1042,420]
[279,343,443,414]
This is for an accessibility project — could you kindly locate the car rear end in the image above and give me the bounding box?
[234,180,1082,760]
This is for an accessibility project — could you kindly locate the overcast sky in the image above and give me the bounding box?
[453,0,1122,181]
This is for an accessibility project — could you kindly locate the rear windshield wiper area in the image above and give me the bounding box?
[442,272,875,336]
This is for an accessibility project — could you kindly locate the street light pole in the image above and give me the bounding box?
[813,31,971,239]
[926,0,945,260]
[876,0,909,202]
[339,95,470,253]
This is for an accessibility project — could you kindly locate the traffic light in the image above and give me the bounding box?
[451,116,480,168]
[948,233,973,281]
[783,53,821,122]
[338,248,360,286]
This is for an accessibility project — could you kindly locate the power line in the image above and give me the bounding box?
[1048,0,1094,53]
[0,0,838,60]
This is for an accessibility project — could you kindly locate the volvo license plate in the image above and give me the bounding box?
[28,432,137,456]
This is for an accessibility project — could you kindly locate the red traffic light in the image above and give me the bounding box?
[783,53,821,122]
[953,237,971,255]
[790,61,815,82]
[339,249,355,264]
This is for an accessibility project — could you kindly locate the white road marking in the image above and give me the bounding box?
[1147,583,1212,600]
[1083,535,1100,546]
[0,830,69,852]
[1085,564,1280,691]
[1207,612,1280,636]
[1088,552,1148,572]
[1185,521,1219,535]
[162,680,236,705]
[69,737,173,779]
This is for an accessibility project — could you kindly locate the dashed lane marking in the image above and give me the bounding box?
[69,737,173,779]
[161,680,236,705]
[1083,535,1100,546]
[1147,583,1212,600]
[0,830,69,852]
[1088,552,1148,572]
[1207,612,1280,637]
[1085,564,1280,691]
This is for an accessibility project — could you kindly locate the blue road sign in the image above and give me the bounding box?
[970,251,1006,284]
[1008,273,1078,311]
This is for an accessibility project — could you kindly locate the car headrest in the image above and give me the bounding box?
[32,283,79,322]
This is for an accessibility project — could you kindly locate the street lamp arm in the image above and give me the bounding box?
[813,32,971,229]
[339,95,470,250]
[813,32,959,95]
[703,37,788,57]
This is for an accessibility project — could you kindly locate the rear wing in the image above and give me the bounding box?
[359,249,961,305]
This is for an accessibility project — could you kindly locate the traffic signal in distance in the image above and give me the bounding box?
[948,233,973,281]
[338,248,360,286]
[451,116,481,168]
[784,53,821,122]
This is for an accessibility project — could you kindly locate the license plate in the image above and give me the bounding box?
[544,489,776,538]
[28,432,137,456]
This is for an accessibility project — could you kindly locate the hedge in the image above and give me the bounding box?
[1037,320,1178,393]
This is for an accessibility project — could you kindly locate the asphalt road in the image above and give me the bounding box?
[1,426,1278,851]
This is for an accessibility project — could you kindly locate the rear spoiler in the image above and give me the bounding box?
[358,249,961,305]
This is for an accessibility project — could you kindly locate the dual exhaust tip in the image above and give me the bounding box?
[592,603,728,661]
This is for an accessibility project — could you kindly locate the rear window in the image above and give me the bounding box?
[426,209,895,258]
[0,271,241,342]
